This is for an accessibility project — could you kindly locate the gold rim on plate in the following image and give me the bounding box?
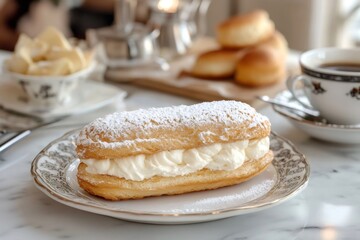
[31,129,309,219]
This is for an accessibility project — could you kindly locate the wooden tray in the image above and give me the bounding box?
[105,47,300,109]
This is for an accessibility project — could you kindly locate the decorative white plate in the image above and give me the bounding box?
[273,90,360,144]
[0,80,126,119]
[31,130,309,224]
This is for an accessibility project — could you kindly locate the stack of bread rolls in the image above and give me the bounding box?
[190,10,287,88]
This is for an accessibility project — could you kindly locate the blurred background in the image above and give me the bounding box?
[1,0,360,52]
[209,0,360,50]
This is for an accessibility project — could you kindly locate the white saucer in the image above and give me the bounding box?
[0,80,127,119]
[273,90,360,144]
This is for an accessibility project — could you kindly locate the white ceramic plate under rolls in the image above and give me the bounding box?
[31,130,309,224]
[0,80,127,119]
[273,90,360,144]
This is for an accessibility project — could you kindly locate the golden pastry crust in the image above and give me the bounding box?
[235,47,285,87]
[76,101,271,160]
[77,150,274,200]
[257,31,288,60]
[190,49,244,79]
[217,10,275,48]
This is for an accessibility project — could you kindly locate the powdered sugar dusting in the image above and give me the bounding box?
[154,178,275,214]
[77,100,269,150]
[191,179,274,205]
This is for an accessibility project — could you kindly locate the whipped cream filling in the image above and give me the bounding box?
[81,137,270,181]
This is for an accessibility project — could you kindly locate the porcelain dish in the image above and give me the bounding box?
[3,63,96,111]
[287,48,360,125]
[273,90,360,144]
[31,130,309,224]
[0,79,126,119]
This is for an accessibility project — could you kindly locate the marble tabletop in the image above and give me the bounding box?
[0,82,360,240]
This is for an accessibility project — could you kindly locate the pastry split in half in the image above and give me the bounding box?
[76,101,273,200]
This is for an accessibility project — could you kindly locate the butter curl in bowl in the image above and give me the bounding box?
[4,27,94,111]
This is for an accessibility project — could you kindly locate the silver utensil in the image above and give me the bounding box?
[0,130,31,153]
[0,116,67,153]
[257,95,320,117]
[0,105,43,122]
[0,105,43,136]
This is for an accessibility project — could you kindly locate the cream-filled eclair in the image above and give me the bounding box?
[76,101,273,200]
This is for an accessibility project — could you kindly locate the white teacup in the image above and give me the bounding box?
[287,48,360,125]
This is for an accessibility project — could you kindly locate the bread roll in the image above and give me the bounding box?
[76,101,273,200]
[257,31,288,60]
[235,47,285,87]
[190,49,244,79]
[217,10,275,48]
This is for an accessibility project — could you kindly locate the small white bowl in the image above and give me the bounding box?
[3,62,95,112]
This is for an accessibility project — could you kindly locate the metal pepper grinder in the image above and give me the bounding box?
[114,0,136,35]
[147,0,191,60]
[146,0,211,60]
[94,0,159,67]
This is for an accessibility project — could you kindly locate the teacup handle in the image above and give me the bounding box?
[286,75,315,110]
